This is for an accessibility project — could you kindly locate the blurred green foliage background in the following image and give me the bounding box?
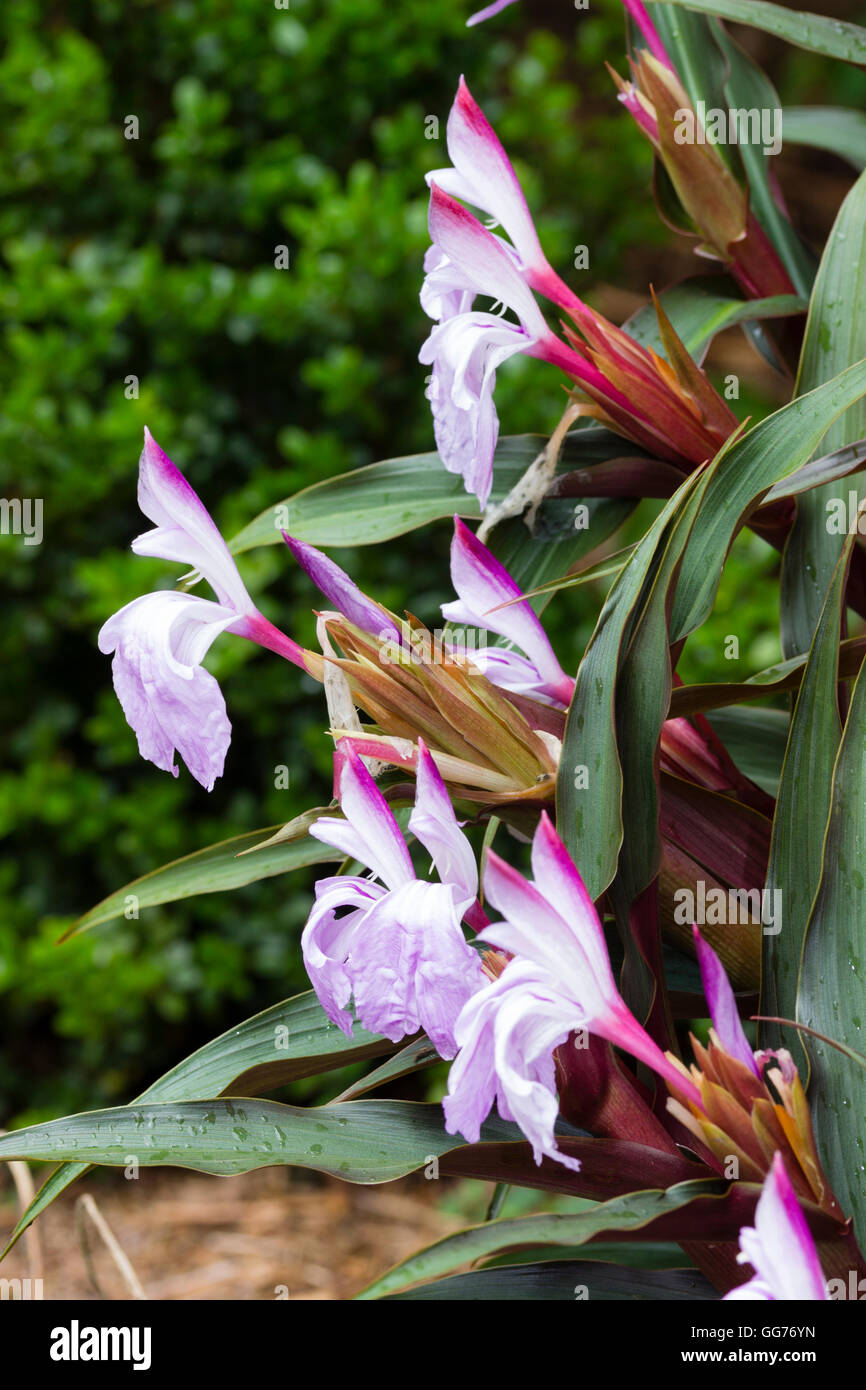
[0,0,860,1123]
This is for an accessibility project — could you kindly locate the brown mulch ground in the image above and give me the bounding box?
[0,1166,467,1301]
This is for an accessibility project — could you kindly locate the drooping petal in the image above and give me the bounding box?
[419,312,530,507]
[444,959,581,1170]
[442,518,573,703]
[481,816,702,1104]
[132,429,254,614]
[460,645,567,704]
[441,985,500,1143]
[283,534,401,643]
[694,925,760,1077]
[408,740,478,905]
[310,744,415,891]
[420,244,476,321]
[724,1153,828,1301]
[301,876,385,1035]
[98,590,236,791]
[346,879,485,1057]
[491,979,581,1169]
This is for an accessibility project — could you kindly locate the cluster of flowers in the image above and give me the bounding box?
[97,6,842,1298]
[99,426,836,1299]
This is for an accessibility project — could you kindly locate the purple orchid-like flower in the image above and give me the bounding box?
[692,926,797,1083]
[285,516,574,709]
[724,1153,829,1301]
[443,812,701,1170]
[302,740,486,1058]
[281,531,402,646]
[425,76,576,311]
[442,516,574,706]
[420,82,699,503]
[99,429,304,791]
[420,184,590,509]
[419,186,570,509]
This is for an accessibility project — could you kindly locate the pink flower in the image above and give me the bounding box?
[99,430,304,790]
[442,517,574,706]
[419,186,582,507]
[725,1154,828,1301]
[426,77,574,310]
[302,741,485,1058]
[444,813,700,1169]
[693,927,796,1083]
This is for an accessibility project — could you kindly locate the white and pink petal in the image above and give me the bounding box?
[97,590,237,791]
[408,740,478,906]
[442,519,572,701]
[132,429,254,614]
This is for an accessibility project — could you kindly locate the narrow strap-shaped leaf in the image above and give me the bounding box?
[625,280,805,363]
[383,1260,717,1300]
[762,537,854,1054]
[229,429,648,553]
[2,991,399,1257]
[0,1099,519,1184]
[66,828,340,937]
[797,650,866,1246]
[782,107,866,171]
[781,168,866,658]
[556,471,706,898]
[655,0,866,65]
[671,360,866,644]
[357,1179,744,1298]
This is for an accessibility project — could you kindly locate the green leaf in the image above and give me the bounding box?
[140,992,396,1101]
[782,107,866,171]
[711,22,814,297]
[656,0,866,65]
[229,429,646,554]
[797,650,866,1246]
[357,1179,728,1298]
[559,365,866,903]
[64,827,340,937]
[762,539,853,1054]
[625,281,805,363]
[671,360,866,644]
[1,991,400,1259]
[781,169,866,657]
[488,497,634,611]
[705,707,789,798]
[669,636,866,718]
[556,471,706,898]
[480,1238,698,1270]
[762,437,866,503]
[0,1099,517,1184]
[333,1035,441,1102]
[384,1260,716,1300]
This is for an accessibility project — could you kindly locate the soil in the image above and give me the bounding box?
[0,1166,465,1301]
